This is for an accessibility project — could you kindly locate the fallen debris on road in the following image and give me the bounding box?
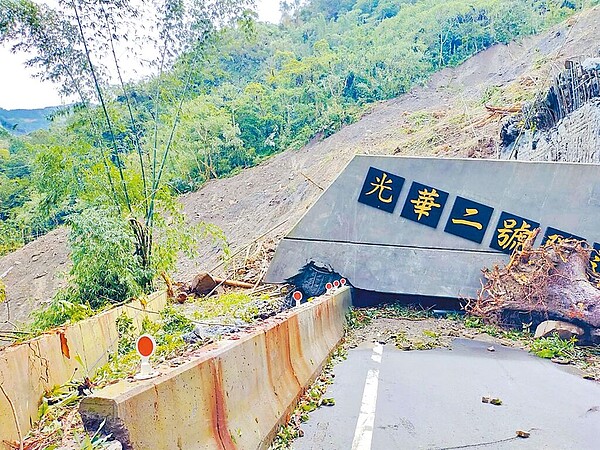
[468,229,600,342]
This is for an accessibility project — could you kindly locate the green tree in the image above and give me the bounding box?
[1,0,253,302]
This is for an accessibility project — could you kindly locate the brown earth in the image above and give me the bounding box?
[2,7,600,336]
[0,228,69,336]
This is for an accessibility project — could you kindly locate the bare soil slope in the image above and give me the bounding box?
[2,7,599,331]
[1,228,69,333]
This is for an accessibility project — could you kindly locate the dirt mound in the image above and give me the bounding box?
[0,228,69,340]
[2,7,600,332]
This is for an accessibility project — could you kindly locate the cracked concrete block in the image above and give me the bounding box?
[267,155,600,299]
[79,288,352,450]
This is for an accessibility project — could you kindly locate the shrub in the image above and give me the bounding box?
[67,207,149,309]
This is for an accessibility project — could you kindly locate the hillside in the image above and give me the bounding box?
[1,6,600,336]
[0,106,58,134]
[177,6,600,275]
[0,0,590,255]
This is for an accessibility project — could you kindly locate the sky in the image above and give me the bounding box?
[0,0,282,110]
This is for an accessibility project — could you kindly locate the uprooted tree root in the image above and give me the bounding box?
[466,229,600,329]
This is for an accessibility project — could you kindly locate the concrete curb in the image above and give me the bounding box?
[0,291,168,443]
[79,287,352,450]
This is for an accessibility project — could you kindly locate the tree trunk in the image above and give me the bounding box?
[129,218,153,288]
[471,235,600,328]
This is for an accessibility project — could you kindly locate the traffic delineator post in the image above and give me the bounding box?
[292,291,303,307]
[325,282,333,294]
[134,334,159,380]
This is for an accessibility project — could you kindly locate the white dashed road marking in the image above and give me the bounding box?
[351,343,383,450]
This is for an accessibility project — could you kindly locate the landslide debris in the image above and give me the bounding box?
[3,7,600,334]
[467,229,600,343]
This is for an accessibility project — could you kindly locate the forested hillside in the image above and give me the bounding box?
[0,0,597,330]
[0,106,57,134]
[1,0,588,255]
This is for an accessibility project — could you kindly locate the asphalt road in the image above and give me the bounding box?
[293,339,600,450]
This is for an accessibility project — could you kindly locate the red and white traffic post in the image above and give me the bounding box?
[325,282,333,294]
[292,290,303,307]
[134,334,159,380]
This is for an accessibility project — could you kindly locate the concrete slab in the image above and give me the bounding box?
[294,340,600,450]
[0,290,168,443]
[79,289,352,450]
[266,156,600,298]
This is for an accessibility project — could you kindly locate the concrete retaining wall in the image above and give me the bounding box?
[79,287,352,450]
[0,291,168,443]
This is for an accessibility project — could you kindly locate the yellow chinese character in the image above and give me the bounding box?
[545,234,563,245]
[411,188,441,220]
[451,208,482,230]
[591,254,600,273]
[496,219,533,251]
[365,172,394,204]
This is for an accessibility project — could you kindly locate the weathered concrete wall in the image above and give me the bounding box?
[79,287,352,450]
[266,156,600,298]
[0,291,167,443]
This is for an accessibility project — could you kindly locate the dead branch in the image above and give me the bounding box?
[484,104,522,113]
[472,104,523,128]
[0,267,12,279]
[213,277,254,289]
[209,218,288,273]
[300,171,325,191]
[160,272,174,299]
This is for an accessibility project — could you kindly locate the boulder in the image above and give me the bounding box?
[188,272,217,295]
[534,320,584,340]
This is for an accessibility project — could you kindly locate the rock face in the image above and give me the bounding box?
[534,320,584,340]
[501,58,600,164]
[505,99,600,163]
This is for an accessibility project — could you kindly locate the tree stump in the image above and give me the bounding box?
[469,231,600,329]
